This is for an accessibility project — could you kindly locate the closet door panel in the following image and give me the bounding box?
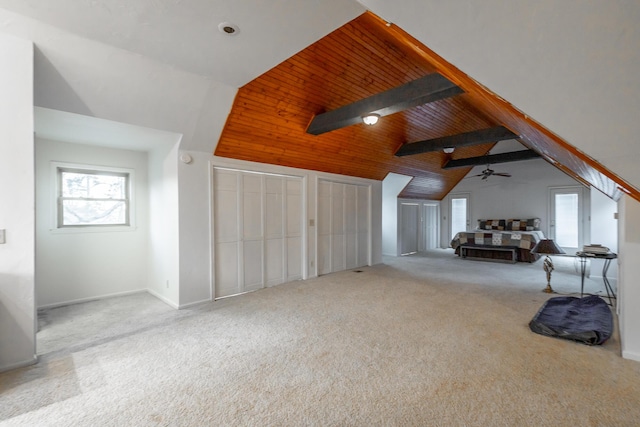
[215,241,240,298]
[287,237,302,280]
[214,170,241,298]
[345,185,357,269]
[265,238,284,286]
[356,185,369,266]
[317,181,332,275]
[243,240,263,292]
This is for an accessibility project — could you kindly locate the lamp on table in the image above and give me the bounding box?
[530,239,566,293]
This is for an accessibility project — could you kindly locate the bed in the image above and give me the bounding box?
[450,218,544,263]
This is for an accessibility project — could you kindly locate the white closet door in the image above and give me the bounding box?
[242,174,263,292]
[422,204,439,250]
[265,176,284,287]
[356,185,369,266]
[286,178,303,281]
[214,170,241,297]
[317,180,370,275]
[214,168,302,299]
[317,181,332,275]
[344,184,358,269]
[331,182,346,273]
[400,202,419,255]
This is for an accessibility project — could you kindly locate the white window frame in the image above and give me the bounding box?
[51,162,136,233]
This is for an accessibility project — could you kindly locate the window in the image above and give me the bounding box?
[56,165,132,228]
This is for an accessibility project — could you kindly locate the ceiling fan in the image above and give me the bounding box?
[469,166,512,180]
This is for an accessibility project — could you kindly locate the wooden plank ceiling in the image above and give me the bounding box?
[215,11,639,202]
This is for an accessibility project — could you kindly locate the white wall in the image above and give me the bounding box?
[34,139,150,308]
[589,189,619,280]
[147,143,180,308]
[0,34,36,372]
[382,173,413,256]
[591,190,619,253]
[177,150,214,308]
[618,196,640,361]
[441,158,581,247]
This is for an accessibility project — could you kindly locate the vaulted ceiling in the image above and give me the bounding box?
[216,11,639,202]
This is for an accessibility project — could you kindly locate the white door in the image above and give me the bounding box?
[213,170,241,298]
[214,168,303,299]
[356,185,369,267]
[285,179,303,281]
[400,202,419,255]
[241,173,263,293]
[450,193,470,239]
[317,180,370,275]
[549,186,587,254]
[422,203,439,250]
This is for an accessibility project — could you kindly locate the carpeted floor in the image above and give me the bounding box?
[1,250,638,426]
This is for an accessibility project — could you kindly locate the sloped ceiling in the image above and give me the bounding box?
[0,0,364,86]
[216,11,639,202]
[0,1,637,202]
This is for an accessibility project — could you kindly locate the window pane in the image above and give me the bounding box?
[451,198,467,239]
[63,199,127,225]
[555,193,579,248]
[62,171,126,199]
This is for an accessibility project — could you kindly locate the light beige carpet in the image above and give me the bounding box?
[1,250,639,426]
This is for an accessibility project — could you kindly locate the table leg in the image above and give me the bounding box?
[602,258,616,306]
[579,257,586,297]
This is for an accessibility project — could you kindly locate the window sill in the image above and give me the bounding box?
[49,225,137,234]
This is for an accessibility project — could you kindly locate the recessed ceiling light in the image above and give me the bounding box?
[218,22,240,36]
[443,147,455,154]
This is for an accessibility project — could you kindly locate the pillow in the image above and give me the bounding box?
[477,219,506,230]
[506,218,540,231]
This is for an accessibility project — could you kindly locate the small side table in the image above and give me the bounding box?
[576,251,617,305]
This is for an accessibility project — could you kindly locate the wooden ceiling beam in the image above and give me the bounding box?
[442,149,541,169]
[395,126,518,157]
[306,72,463,135]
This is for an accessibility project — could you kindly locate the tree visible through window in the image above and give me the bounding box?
[58,168,130,227]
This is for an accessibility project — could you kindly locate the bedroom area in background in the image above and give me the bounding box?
[383,139,619,293]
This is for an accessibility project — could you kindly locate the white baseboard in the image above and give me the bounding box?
[0,355,37,373]
[178,298,212,310]
[38,289,147,310]
[146,288,179,309]
[622,350,640,362]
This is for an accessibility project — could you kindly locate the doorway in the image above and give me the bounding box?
[400,202,419,255]
[396,200,440,255]
[549,186,588,254]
